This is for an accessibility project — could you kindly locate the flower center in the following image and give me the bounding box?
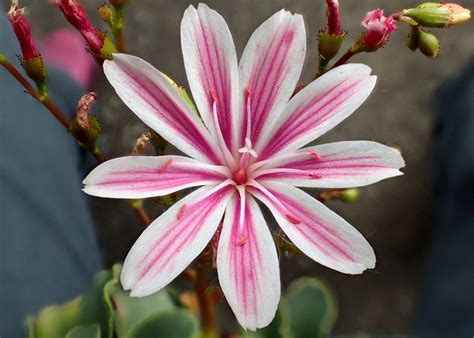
[232,137,258,186]
[232,168,248,185]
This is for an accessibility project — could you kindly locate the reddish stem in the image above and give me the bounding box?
[195,264,218,338]
[1,55,152,227]
[1,57,70,129]
[330,49,356,69]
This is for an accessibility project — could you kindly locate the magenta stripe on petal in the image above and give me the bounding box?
[123,69,221,163]
[83,156,227,199]
[181,4,240,153]
[217,193,280,330]
[121,185,234,297]
[254,141,404,188]
[103,54,222,164]
[260,79,362,160]
[240,10,306,148]
[256,64,376,160]
[249,181,375,274]
[137,186,230,282]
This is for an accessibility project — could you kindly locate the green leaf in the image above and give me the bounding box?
[127,310,199,338]
[102,264,177,338]
[65,324,101,338]
[28,269,113,338]
[284,277,337,338]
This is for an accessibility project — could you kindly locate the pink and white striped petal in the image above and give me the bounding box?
[249,181,375,274]
[103,54,223,165]
[181,4,240,153]
[240,9,306,149]
[121,184,234,297]
[217,191,280,331]
[83,155,229,199]
[253,141,404,188]
[257,64,376,160]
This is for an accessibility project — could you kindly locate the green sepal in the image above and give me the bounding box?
[69,115,102,153]
[404,3,450,28]
[100,36,117,61]
[160,71,198,113]
[318,31,345,62]
[21,56,48,97]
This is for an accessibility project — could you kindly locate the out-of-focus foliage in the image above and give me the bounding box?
[25,264,198,338]
[244,277,337,338]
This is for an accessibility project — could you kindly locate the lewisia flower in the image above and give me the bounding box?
[83,4,404,330]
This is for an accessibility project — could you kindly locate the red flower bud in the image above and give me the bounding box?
[7,0,40,61]
[326,0,342,35]
[361,9,397,50]
[50,0,105,56]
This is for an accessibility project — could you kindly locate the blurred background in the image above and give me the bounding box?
[5,0,473,335]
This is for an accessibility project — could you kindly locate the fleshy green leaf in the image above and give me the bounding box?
[30,270,112,338]
[103,263,177,338]
[65,324,101,338]
[127,310,199,338]
[284,277,337,338]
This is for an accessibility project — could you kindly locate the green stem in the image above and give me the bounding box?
[113,5,126,53]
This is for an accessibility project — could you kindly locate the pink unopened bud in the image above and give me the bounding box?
[361,9,397,51]
[326,0,342,35]
[7,0,40,61]
[50,0,110,57]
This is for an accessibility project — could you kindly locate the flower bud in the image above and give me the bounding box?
[98,4,113,26]
[404,2,471,28]
[325,0,342,35]
[418,29,440,58]
[7,0,48,95]
[340,188,359,203]
[353,9,397,53]
[50,0,116,61]
[69,92,102,153]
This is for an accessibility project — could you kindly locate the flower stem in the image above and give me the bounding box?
[330,48,356,69]
[129,199,151,226]
[113,5,126,53]
[316,56,330,78]
[0,55,70,129]
[195,264,219,338]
